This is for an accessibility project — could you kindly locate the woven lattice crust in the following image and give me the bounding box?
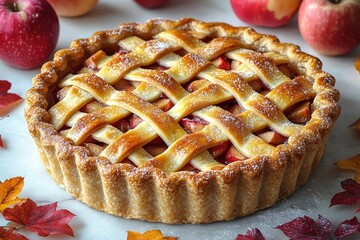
[25,18,340,223]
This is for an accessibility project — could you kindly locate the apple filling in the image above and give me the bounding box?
[51,44,313,172]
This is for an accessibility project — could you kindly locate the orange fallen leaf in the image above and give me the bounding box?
[0,177,26,212]
[337,154,360,183]
[127,230,178,240]
[349,118,360,132]
[355,56,360,74]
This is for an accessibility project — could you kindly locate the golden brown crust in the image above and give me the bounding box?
[25,18,340,223]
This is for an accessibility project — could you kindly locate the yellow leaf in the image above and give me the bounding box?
[337,154,360,183]
[127,230,178,240]
[0,177,26,212]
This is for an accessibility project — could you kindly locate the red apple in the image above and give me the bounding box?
[0,0,59,69]
[298,0,360,56]
[230,0,302,27]
[134,0,170,8]
[46,0,99,17]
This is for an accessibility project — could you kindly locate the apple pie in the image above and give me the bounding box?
[25,18,340,223]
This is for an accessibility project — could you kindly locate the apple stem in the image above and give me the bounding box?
[8,2,20,12]
[329,0,341,3]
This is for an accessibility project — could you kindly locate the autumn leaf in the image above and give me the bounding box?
[349,118,360,132]
[336,154,360,183]
[2,198,75,237]
[275,215,332,239]
[127,229,178,240]
[0,226,28,240]
[0,135,3,148]
[0,80,23,117]
[330,178,360,208]
[235,228,266,240]
[355,56,360,74]
[0,177,26,213]
[334,216,360,239]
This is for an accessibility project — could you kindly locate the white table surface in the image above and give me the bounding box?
[1,0,360,239]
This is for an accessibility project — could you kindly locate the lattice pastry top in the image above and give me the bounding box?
[25,18,340,223]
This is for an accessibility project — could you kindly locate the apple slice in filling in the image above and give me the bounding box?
[209,140,232,159]
[225,146,247,163]
[258,130,287,145]
[286,101,311,124]
[180,117,209,134]
[212,56,231,70]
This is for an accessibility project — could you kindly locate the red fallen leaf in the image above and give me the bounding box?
[2,198,75,237]
[235,228,266,240]
[330,178,360,207]
[275,215,332,239]
[0,80,23,116]
[334,216,360,239]
[0,134,3,148]
[0,226,28,240]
